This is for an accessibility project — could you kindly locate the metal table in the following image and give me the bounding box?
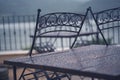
[4,45,120,80]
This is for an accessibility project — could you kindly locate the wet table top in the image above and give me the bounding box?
[4,45,120,79]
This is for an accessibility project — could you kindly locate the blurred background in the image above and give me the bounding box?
[0,0,120,15]
[0,0,120,51]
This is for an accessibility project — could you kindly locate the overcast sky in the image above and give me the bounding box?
[0,0,120,15]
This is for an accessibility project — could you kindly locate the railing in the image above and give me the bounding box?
[0,11,120,51]
[0,15,36,51]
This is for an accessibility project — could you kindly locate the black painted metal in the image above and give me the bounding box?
[26,9,86,80]
[2,16,7,50]
[13,66,17,80]
[17,16,22,49]
[39,12,84,28]
[37,13,85,39]
[29,9,85,56]
[7,16,12,50]
[2,7,120,80]
[18,67,26,80]
[94,7,120,25]
[29,9,41,56]
[71,7,109,48]
[20,7,120,80]
[13,16,17,50]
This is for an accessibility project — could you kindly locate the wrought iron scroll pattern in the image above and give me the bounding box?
[94,7,120,25]
[38,12,84,29]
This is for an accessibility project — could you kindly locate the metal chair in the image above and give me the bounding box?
[18,7,110,80]
[19,9,86,80]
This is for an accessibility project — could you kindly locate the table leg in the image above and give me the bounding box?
[13,66,17,80]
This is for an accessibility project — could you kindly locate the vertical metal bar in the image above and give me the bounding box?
[118,21,120,43]
[2,16,7,50]
[100,13,104,44]
[61,38,64,50]
[18,16,22,49]
[28,15,32,47]
[69,38,71,48]
[30,15,36,46]
[7,16,12,50]
[29,9,41,56]
[32,15,36,44]
[95,14,99,44]
[0,17,1,50]
[91,77,94,80]
[23,16,27,49]
[69,26,72,48]
[101,23,104,44]
[107,23,110,44]
[112,21,115,43]
[0,34,1,50]
[13,16,17,50]
[65,38,67,49]
[33,15,36,24]
[117,11,120,44]
[13,66,17,80]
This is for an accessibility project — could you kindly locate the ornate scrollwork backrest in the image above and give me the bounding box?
[92,7,120,46]
[94,7,120,25]
[36,12,85,37]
